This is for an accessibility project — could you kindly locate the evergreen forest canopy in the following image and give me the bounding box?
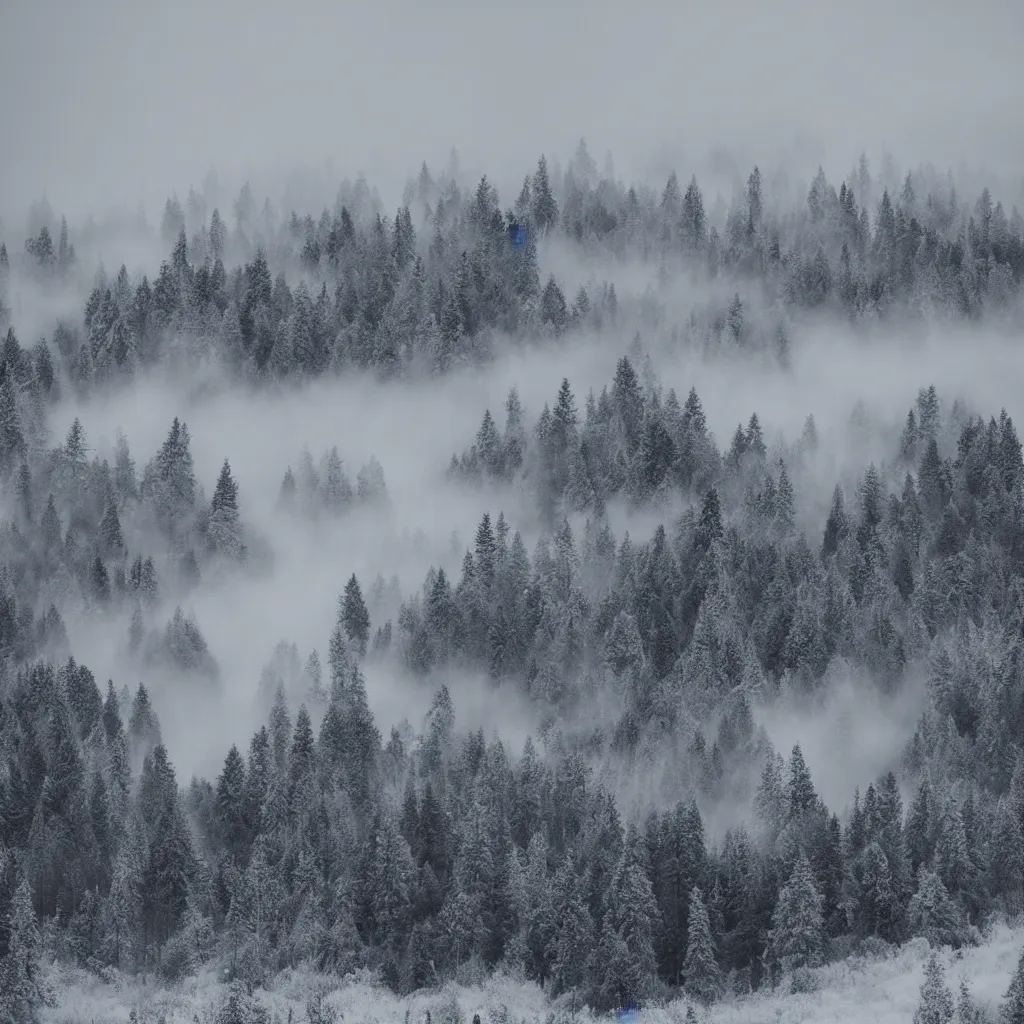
[3,142,1024,392]
[2,143,1024,1023]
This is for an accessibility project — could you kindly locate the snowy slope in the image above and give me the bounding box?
[43,923,1023,1024]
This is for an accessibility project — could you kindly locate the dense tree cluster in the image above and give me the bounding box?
[0,382,252,674]
[2,340,1024,1013]
[3,144,1024,1018]
[4,145,1023,394]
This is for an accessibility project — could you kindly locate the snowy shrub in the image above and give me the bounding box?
[217,982,271,1024]
[857,936,897,962]
[159,935,197,983]
[429,989,464,1024]
[485,1005,510,1024]
[305,992,338,1024]
[788,965,819,993]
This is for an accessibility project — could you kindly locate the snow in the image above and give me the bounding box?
[42,923,1024,1024]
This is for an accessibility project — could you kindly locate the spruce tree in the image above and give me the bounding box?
[788,744,817,815]
[0,878,50,1023]
[531,155,558,233]
[957,980,983,1024]
[1003,945,1024,1024]
[217,746,250,864]
[766,852,825,976]
[907,867,964,948]
[210,458,244,560]
[342,574,371,657]
[90,556,111,605]
[98,496,124,555]
[913,952,953,1024]
[0,373,24,476]
[683,886,722,1005]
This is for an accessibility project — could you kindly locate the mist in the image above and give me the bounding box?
[3,4,1024,1015]
[41,309,1024,785]
[3,0,1024,225]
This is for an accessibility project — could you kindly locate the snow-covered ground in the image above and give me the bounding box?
[43,923,1023,1024]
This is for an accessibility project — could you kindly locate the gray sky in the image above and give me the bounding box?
[2,0,1023,222]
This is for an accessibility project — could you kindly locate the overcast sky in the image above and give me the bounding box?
[2,0,1023,223]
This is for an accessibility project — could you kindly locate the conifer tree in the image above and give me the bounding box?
[98,496,124,555]
[683,886,722,1005]
[209,458,245,560]
[0,878,50,1023]
[231,839,283,983]
[1002,945,1024,1024]
[907,867,964,948]
[0,373,24,476]
[765,852,825,977]
[217,745,250,864]
[957,980,983,1024]
[787,744,817,815]
[342,574,371,657]
[913,952,953,1024]
[531,156,558,234]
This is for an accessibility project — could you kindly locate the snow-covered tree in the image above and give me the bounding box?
[683,887,722,1005]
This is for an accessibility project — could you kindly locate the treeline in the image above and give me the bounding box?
[3,145,1024,396]
[0,580,1013,1019]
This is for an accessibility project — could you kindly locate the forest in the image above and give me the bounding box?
[2,142,1024,1024]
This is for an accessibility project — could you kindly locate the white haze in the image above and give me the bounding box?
[3,0,1023,820]
[39,309,1024,787]
[2,0,1024,225]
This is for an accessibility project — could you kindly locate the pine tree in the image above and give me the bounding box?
[683,887,722,1005]
[549,868,594,997]
[98,496,124,555]
[209,458,245,560]
[531,156,558,233]
[0,373,24,476]
[907,867,964,948]
[788,744,817,815]
[1002,945,1024,1023]
[342,574,371,657]
[105,843,142,969]
[321,446,353,513]
[681,177,706,251]
[363,812,414,949]
[16,462,31,522]
[231,840,283,983]
[217,745,250,864]
[594,836,660,1007]
[327,616,351,696]
[914,952,953,1024]
[287,705,316,801]
[90,556,111,606]
[0,878,50,1023]
[767,852,825,976]
[304,649,325,703]
[140,750,196,947]
[128,603,144,654]
[935,805,977,906]
[278,466,297,510]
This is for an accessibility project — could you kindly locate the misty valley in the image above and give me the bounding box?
[3,144,1024,1024]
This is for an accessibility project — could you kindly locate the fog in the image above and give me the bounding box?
[3,0,1023,225]
[39,306,1024,785]
[6,1,1024,1012]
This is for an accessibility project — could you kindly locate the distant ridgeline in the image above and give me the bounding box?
[2,144,1023,393]
[4,328,1024,1016]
